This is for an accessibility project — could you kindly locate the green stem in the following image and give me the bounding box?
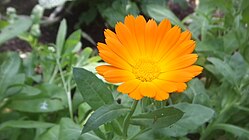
[123,100,139,139]
[201,103,234,140]
[168,97,173,105]
[200,123,214,140]
[56,59,73,120]
[49,65,58,84]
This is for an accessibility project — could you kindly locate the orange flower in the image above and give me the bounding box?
[96,15,203,101]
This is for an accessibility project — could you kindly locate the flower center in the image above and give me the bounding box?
[132,59,160,82]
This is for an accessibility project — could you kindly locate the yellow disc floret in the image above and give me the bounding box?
[132,59,160,82]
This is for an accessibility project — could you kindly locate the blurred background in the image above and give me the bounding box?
[1,0,249,140]
[0,0,197,51]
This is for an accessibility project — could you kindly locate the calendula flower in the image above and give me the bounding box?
[96,15,203,101]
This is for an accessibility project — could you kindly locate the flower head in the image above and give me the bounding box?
[96,15,203,101]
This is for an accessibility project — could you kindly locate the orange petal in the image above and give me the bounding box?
[160,54,198,71]
[134,16,146,56]
[154,26,181,61]
[97,42,111,52]
[145,19,157,57]
[124,15,136,33]
[128,85,143,100]
[139,82,156,97]
[183,65,203,76]
[105,37,135,65]
[175,83,187,92]
[99,50,132,70]
[158,70,194,83]
[155,19,171,48]
[154,90,169,101]
[175,30,192,46]
[160,40,196,66]
[124,15,141,57]
[152,79,177,92]
[104,29,118,40]
[96,65,119,76]
[117,79,141,94]
[103,69,135,83]
[115,22,141,58]
[115,22,132,46]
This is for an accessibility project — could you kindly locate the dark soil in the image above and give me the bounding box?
[0,38,32,52]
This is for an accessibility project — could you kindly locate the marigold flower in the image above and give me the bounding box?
[96,15,203,101]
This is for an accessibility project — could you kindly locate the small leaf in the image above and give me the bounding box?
[0,120,55,130]
[0,52,21,99]
[0,17,32,45]
[162,103,214,137]
[79,133,102,140]
[18,85,41,97]
[59,118,82,140]
[8,98,66,113]
[242,43,249,64]
[184,78,210,105]
[98,0,139,27]
[82,103,130,134]
[63,29,81,55]
[146,4,185,29]
[79,47,93,64]
[8,84,67,112]
[38,125,60,140]
[130,107,184,129]
[207,57,236,84]
[73,68,114,110]
[56,19,67,57]
[213,123,249,138]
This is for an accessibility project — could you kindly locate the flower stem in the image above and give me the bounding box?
[56,59,73,120]
[123,100,139,139]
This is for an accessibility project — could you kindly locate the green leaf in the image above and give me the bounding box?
[8,99,66,113]
[0,120,55,130]
[0,52,21,100]
[162,103,214,137]
[146,4,185,29]
[8,84,67,112]
[130,107,183,129]
[18,85,41,97]
[59,118,82,140]
[56,19,67,57]
[77,7,97,26]
[223,30,239,54]
[98,0,139,27]
[241,0,249,24]
[0,17,32,45]
[184,78,210,105]
[79,133,102,140]
[73,68,114,110]
[82,103,130,134]
[242,43,249,64]
[229,52,248,82]
[63,29,82,55]
[196,38,225,57]
[78,47,93,65]
[38,125,60,140]
[207,57,236,85]
[2,73,25,98]
[0,20,9,29]
[213,123,249,138]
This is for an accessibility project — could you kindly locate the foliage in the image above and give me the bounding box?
[0,0,249,139]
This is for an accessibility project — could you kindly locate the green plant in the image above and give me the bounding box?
[0,0,249,139]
